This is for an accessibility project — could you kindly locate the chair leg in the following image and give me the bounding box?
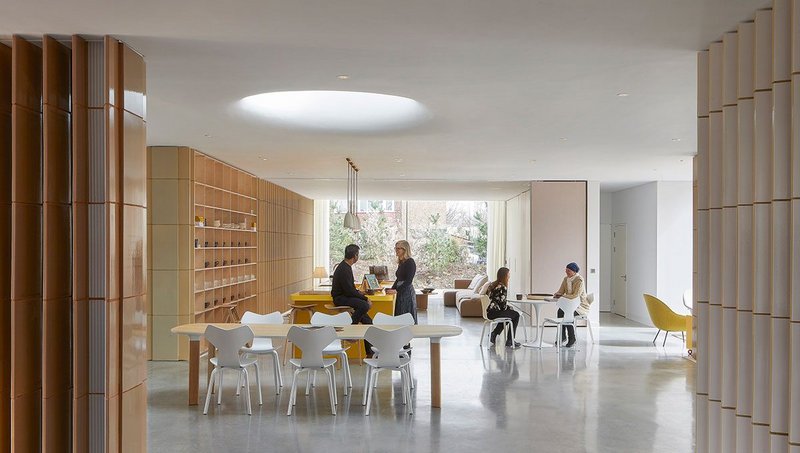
[236,369,243,396]
[586,318,594,342]
[287,368,301,416]
[362,365,372,406]
[365,369,378,416]
[663,331,669,347]
[305,370,313,395]
[652,329,661,345]
[408,362,415,389]
[402,367,413,415]
[271,351,281,394]
[479,322,487,346]
[400,368,407,405]
[217,369,224,405]
[242,368,252,415]
[325,367,337,415]
[332,365,338,405]
[253,363,263,405]
[681,331,685,344]
[203,368,218,415]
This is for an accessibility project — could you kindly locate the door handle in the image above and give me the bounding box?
[621,275,627,281]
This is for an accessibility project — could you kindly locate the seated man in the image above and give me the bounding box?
[331,243,373,327]
[553,262,591,347]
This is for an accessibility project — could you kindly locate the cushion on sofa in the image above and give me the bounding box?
[467,274,483,290]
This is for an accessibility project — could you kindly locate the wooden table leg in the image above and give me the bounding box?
[189,339,199,406]
[430,339,441,408]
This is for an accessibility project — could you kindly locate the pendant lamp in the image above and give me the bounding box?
[343,160,355,229]
[351,164,361,232]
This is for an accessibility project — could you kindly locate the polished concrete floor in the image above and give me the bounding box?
[148,298,695,452]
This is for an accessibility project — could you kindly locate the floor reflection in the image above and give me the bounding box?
[479,348,519,427]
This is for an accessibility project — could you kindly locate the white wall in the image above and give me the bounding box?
[599,192,614,312]
[612,182,658,326]
[585,181,601,341]
[656,182,693,315]
[610,181,693,326]
[504,191,530,296]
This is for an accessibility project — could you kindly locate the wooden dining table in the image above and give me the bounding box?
[170,323,463,408]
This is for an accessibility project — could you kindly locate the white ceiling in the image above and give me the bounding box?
[1,0,766,199]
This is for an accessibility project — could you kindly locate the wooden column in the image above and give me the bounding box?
[695,48,710,453]
[720,30,739,453]
[71,35,90,453]
[752,10,774,452]
[735,20,755,453]
[0,41,11,453]
[119,41,148,453]
[10,35,43,453]
[791,2,800,452]
[707,39,724,453]
[41,35,72,453]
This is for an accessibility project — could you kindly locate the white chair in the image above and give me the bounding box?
[310,312,353,396]
[239,311,284,396]
[373,313,416,389]
[286,326,339,416]
[682,289,693,314]
[540,297,582,351]
[574,293,595,342]
[203,325,260,415]
[478,295,514,347]
[362,326,414,415]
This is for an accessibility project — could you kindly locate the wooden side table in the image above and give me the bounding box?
[416,292,429,310]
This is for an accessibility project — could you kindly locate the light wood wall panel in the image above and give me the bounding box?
[0,41,11,453]
[697,2,800,451]
[41,35,72,453]
[257,180,313,315]
[10,35,43,453]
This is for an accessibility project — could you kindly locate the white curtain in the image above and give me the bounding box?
[313,200,330,271]
[487,201,506,280]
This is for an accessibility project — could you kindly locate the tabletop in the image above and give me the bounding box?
[172,323,462,340]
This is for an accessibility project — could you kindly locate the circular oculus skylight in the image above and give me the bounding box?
[239,90,430,132]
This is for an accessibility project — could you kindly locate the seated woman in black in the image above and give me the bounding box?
[486,267,521,348]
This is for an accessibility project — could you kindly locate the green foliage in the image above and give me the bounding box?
[470,210,488,260]
[415,214,463,274]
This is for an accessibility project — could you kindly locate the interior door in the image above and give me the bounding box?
[612,224,627,317]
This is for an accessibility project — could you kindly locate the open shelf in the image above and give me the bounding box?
[192,151,259,319]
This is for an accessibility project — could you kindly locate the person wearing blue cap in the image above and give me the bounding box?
[553,262,590,347]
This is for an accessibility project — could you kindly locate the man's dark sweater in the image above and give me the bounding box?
[331,261,367,301]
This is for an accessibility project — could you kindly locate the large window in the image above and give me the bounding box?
[328,200,487,288]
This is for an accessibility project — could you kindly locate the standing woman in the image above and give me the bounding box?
[388,240,417,323]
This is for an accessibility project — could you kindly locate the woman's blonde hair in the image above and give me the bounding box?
[395,240,411,262]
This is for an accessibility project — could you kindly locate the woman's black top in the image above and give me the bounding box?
[487,283,508,312]
[391,258,416,290]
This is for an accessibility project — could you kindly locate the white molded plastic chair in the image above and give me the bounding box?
[540,297,582,351]
[682,289,693,314]
[310,312,353,396]
[286,326,339,416]
[203,325,260,415]
[479,295,514,347]
[239,311,284,396]
[574,293,595,342]
[362,326,414,415]
[373,313,416,389]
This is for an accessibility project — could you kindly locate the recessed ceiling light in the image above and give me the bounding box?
[287,172,295,176]
[239,90,431,132]
[203,134,212,138]
[530,159,537,164]
[617,92,629,97]
[671,138,681,142]
[337,75,350,80]
[559,137,567,141]
[399,173,406,177]
[260,157,268,161]
[679,159,685,162]
[394,158,403,163]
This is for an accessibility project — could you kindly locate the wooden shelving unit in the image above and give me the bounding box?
[192,152,258,323]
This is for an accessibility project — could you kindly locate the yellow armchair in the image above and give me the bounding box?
[643,294,691,346]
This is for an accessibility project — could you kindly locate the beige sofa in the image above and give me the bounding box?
[443,275,489,317]
[443,275,486,306]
